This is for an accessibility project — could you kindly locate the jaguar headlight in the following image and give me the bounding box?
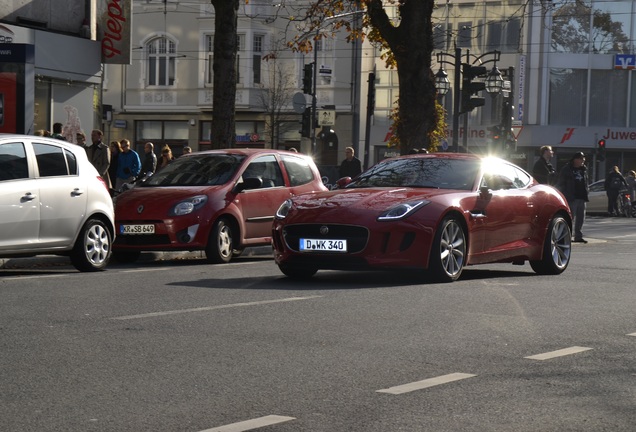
[170,195,208,216]
[276,199,293,219]
[377,200,429,221]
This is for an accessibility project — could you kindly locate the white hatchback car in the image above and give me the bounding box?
[0,134,115,271]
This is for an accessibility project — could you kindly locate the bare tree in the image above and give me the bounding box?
[256,52,300,149]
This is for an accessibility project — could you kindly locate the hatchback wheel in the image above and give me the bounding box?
[530,216,571,275]
[70,218,112,272]
[429,217,466,282]
[206,218,234,263]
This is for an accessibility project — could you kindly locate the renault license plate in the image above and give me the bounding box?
[299,238,347,252]
[121,224,155,234]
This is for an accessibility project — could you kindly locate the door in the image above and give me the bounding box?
[33,143,87,247]
[235,155,290,240]
[0,141,40,250]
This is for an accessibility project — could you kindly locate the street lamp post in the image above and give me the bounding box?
[435,49,503,153]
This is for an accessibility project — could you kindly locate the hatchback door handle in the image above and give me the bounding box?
[71,188,84,196]
[22,192,37,201]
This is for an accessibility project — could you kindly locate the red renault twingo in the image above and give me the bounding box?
[113,149,327,263]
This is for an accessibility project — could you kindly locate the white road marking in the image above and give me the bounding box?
[376,372,477,395]
[200,415,295,432]
[524,346,593,361]
[111,295,323,320]
[627,333,636,337]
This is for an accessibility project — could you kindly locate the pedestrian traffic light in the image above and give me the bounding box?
[461,64,487,113]
[302,63,313,94]
[300,108,311,138]
[598,139,606,161]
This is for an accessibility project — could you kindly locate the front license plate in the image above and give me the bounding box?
[299,238,347,252]
[120,224,155,234]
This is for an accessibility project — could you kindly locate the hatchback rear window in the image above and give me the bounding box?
[144,154,246,186]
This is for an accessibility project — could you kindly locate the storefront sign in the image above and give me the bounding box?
[614,54,636,70]
[98,0,132,64]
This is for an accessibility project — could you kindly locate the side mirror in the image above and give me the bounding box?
[234,177,262,193]
[479,186,492,199]
[336,176,352,189]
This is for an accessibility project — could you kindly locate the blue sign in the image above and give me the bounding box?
[614,54,636,70]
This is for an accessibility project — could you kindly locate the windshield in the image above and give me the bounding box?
[346,157,479,190]
[143,154,246,187]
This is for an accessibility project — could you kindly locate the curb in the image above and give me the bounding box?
[0,246,273,270]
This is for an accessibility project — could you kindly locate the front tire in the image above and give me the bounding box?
[70,219,112,272]
[428,216,466,282]
[205,218,234,263]
[530,216,571,275]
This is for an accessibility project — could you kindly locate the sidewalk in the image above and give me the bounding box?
[0,246,273,270]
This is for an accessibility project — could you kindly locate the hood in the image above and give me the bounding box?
[289,187,447,220]
[115,185,225,217]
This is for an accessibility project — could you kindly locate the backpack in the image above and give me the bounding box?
[610,176,622,189]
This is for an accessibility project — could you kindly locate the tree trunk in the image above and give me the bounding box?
[210,0,239,149]
[367,0,437,155]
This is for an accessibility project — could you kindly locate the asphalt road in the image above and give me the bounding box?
[1,216,636,431]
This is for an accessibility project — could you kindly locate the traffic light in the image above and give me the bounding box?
[597,139,606,161]
[300,108,311,138]
[302,63,313,94]
[461,64,487,113]
[487,125,502,153]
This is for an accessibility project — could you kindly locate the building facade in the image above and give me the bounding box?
[416,0,636,180]
[0,0,101,140]
[102,0,359,172]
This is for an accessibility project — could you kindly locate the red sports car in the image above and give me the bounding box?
[113,149,327,263]
[272,153,573,282]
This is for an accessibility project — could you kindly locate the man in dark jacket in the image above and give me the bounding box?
[532,145,556,185]
[339,146,362,179]
[141,142,157,177]
[556,152,589,243]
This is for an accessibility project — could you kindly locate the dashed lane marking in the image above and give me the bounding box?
[627,333,636,337]
[376,372,477,395]
[199,415,295,431]
[524,346,593,361]
[110,295,323,320]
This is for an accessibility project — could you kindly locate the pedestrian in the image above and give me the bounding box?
[108,141,122,191]
[556,152,589,243]
[532,145,557,185]
[339,146,362,179]
[86,129,111,188]
[75,131,87,147]
[115,139,141,191]
[141,142,157,177]
[604,166,628,216]
[182,146,192,156]
[51,122,66,140]
[157,144,175,171]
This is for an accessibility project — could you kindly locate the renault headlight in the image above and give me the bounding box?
[170,195,208,216]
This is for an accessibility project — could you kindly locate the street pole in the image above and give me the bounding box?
[452,47,461,153]
[311,30,318,162]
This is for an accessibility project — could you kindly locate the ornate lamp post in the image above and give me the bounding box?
[435,49,503,152]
